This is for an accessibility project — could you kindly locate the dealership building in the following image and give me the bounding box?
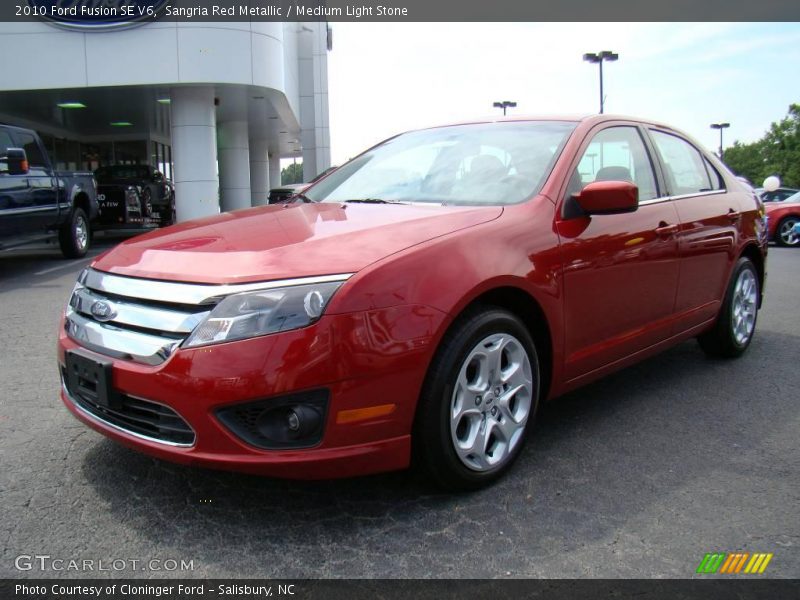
[0,17,331,221]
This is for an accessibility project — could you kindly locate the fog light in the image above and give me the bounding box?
[287,409,300,432]
[216,389,329,450]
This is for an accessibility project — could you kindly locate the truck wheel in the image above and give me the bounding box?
[59,207,90,259]
[414,307,539,491]
[697,257,759,358]
[142,188,153,217]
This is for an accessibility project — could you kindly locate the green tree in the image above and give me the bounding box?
[724,104,800,188]
[281,162,303,185]
[761,103,800,188]
[724,140,768,185]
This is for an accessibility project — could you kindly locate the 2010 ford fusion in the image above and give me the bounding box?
[58,115,767,490]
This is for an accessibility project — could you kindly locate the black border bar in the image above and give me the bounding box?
[4,0,800,23]
[2,579,800,600]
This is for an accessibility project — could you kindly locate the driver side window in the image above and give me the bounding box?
[568,126,659,201]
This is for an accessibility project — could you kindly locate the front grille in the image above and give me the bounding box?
[64,269,353,366]
[64,269,214,365]
[63,369,195,445]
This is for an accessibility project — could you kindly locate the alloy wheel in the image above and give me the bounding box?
[75,214,88,252]
[778,218,799,246]
[450,333,533,472]
[731,268,758,346]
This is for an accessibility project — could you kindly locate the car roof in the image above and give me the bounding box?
[421,113,680,132]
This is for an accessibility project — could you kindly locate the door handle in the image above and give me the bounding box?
[727,209,741,222]
[655,221,679,237]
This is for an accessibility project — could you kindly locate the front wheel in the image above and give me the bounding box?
[59,207,90,259]
[414,307,540,491]
[698,257,759,358]
[775,216,800,247]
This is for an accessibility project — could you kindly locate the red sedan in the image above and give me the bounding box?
[764,191,800,246]
[58,115,767,490]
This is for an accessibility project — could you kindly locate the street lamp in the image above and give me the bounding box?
[583,51,618,114]
[492,100,517,116]
[710,122,730,160]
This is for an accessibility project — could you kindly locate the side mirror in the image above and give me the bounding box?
[1,148,29,175]
[152,171,164,183]
[573,180,638,215]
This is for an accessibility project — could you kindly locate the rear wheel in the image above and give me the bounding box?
[698,257,759,358]
[414,307,539,491]
[59,207,90,259]
[775,216,800,247]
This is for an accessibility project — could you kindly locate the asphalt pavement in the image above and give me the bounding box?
[1,239,798,579]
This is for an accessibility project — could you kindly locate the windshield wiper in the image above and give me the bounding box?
[288,193,315,203]
[343,198,408,205]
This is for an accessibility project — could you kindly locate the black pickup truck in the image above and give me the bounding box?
[94,164,175,229]
[0,125,99,258]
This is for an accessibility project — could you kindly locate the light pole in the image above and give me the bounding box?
[583,51,618,114]
[493,100,517,116]
[710,122,730,160]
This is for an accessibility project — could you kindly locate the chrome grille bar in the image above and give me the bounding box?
[82,269,353,306]
[65,310,181,365]
[65,268,354,365]
[70,286,209,334]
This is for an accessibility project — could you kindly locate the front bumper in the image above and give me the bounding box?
[57,305,446,479]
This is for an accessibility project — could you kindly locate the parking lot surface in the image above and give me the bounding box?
[1,241,798,579]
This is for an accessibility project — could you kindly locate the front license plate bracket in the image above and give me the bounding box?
[65,349,119,409]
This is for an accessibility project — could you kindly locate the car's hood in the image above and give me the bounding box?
[91,202,503,284]
[765,201,800,213]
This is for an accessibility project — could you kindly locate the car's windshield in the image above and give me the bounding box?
[305,121,576,206]
[781,191,800,203]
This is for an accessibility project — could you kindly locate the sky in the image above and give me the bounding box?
[325,22,800,166]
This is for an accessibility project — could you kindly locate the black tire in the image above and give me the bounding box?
[775,216,800,247]
[697,257,759,358]
[58,207,90,259]
[413,306,540,491]
[141,188,153,217]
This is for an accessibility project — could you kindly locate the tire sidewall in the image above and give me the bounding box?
[723,258,759,353]
[777,216,799,247]
[61,207,89,258]
[418,308,540,489]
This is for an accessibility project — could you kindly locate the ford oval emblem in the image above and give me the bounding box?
[90,300,117,322]
[28,0,169,32]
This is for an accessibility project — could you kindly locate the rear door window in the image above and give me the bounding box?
[12,132,47,168]
[650,130,713,196]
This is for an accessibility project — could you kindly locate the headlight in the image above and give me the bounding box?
[183,281,345,348]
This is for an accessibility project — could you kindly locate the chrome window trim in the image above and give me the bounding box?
[639,189,727,206]
[0,205,59,215]
[61,380,195,448]
[82,269,354,306]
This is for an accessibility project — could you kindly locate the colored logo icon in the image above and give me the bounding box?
[697,552,773,574]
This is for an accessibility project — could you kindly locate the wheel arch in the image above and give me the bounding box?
[423,285,555,408]
[72,191,92,220]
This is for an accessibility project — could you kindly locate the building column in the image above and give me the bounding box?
[170,86,219,221]
[217,120,251,212]
[249,139,270,206]
[269,153,281,188]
